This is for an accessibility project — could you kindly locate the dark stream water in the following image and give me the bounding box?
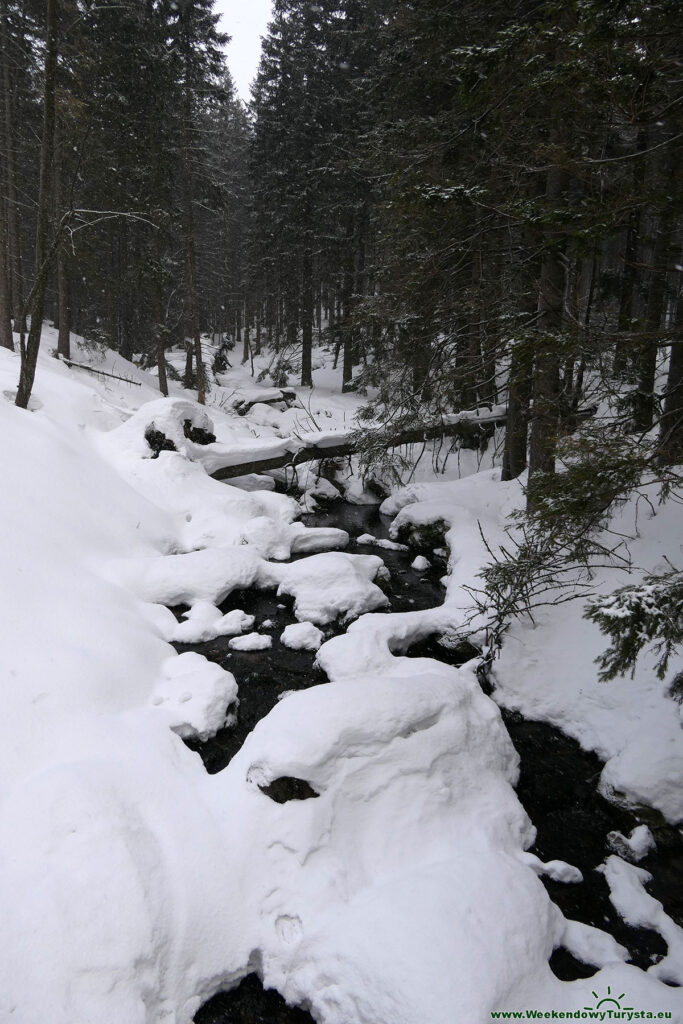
[181,500,682,1022]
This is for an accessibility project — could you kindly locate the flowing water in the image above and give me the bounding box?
[180,500,682,1021]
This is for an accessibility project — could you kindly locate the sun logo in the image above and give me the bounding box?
[585,986,633,1012]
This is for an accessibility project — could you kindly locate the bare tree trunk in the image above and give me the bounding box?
[181,76,205,404]
[501,341,532,481]
[632,215,670,433]
[462,246,482,408]
[16,0,57,409]
[254,295,262,356]
[301,249,313,387]
[183,340,194,389]
[0,171,12,348]
[658,278,683,464]
[341,230,354,391]
[613,131,647,377]
[154,260,168,396]
[527,165,567,505]
[54,114,70,359]
[243,306,251,365]
[1,0,25,333]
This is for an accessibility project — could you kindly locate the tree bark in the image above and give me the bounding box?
[301,249,313,387]
[501,341,532,481]
[1,0,25,333]
[0,166,12,348]
[658,284,683,464]
[15,0,57,409]
[54,113,70,359]
[632,215,670,433]
[181,75,205,404]
[527,164,567,505]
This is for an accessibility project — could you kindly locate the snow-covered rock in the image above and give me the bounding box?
[275,551,389,625]
[173,602,254,643]
[150,651,237,740]
[280,622,324,651]
[229,632,273,651]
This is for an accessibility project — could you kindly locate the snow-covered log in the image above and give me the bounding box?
[208,409,507,481]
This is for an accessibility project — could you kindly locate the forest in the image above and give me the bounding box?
[1,1,683,1022]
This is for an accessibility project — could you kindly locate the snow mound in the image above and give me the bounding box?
[229,632,273,651]
[275,551,389,625]
[280,622,324,651]
[173,602,255,644]
[150,651,238,740]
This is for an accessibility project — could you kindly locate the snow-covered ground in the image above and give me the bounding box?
[0,330,681,1023]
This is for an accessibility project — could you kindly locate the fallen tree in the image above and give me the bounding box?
[209,410,507,481]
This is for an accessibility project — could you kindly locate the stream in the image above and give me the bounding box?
[177,500,682,1023]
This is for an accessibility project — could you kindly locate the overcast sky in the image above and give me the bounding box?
[213,0,274,102]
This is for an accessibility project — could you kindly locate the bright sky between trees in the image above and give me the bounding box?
[213,0,274,101]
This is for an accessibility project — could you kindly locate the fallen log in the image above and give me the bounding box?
[209,411,507,481]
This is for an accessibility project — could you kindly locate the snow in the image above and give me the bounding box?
[607,825,656,863]
[280,621,324,651]
[0,333,681,1024]
[150,651,238,740]
[274,550,390,625]
[411,554,431,571]
[383,467,683,825]
[520,852,584,885]
[357,532,409,551]
[601,856,683,985]
[172,602,255,643]
[229,631,273,651]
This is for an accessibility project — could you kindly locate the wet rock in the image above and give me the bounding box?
[259,776,320,804]
[394,518,449,554]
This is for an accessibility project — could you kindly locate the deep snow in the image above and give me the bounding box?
[0,331,681,1023]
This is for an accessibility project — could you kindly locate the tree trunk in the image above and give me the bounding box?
[341,251,354,390]
[54,114,70,359]
[462,246,482,407]
[254,304,262,356]
[632,215,670,433]
[501,341,532,481]
[301,250,313,387]
[613,131,647,377]
[154,261,168,396]
[181,77,205,404]
[658,282,683,464]
[183,340,194,389]
[527,165,567,505]
[15,0,57,410]
[243,310,250,365]
[0,175,12,348]
[1,0,25,333]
